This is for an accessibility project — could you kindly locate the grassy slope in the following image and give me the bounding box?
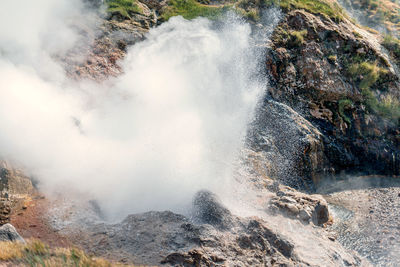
[0,240,134,267]
[343,0,400,36]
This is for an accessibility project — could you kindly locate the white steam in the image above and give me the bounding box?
[0,1,265,219]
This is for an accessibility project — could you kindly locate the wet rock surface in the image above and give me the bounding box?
[322,176,400,266]
[247,99,328,189]
[50,189,370,266]
[265,10,400,185]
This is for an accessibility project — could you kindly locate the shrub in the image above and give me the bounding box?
[288,29,308,47]
[279,0,346,22]
[244,9,260,21]
[361,88,400,123]
[338,99,353,124]
[382,35,400,60]
[0,239,134,267]
[377,95,400,121]
[106,0,143,19]
[348,61,387,89]
[328,54,337,63]
[161,0,227,20]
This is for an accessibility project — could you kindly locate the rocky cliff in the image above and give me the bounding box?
[263,8,400,186]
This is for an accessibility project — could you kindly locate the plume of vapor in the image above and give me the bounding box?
[0,0,265,220]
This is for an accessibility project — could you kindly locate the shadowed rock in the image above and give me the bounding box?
[192,190,233,229]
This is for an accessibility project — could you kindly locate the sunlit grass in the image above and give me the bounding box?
[0,239,135,267]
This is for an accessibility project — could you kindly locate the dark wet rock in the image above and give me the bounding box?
[247,99,327,189]
[192,190,233,229]
[0,223,24,242]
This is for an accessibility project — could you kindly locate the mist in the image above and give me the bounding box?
[0,1,266,219]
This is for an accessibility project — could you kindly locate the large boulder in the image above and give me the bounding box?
[0,223,24,242]
[247,99,329,189]
[269,183,330,225]
[191,190,233,229]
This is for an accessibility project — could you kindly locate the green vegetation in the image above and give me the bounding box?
[161,0,228,21]
[279,0,346,22]
[288,29,308,47]
[243,9,260,21]
[348,61,387,89]
[328,54,337,63]
[382,35,400,63]
[338,99,353,124]
[160,0,347,22]
[273,28,308,48]
[0,240,133,266]
[362,88,400,122]
[352,31,362,39]
[106,0,143,19]
[344,0,400,36]
[345,60,399,123]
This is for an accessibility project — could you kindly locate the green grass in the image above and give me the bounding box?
[288,29,308,47]
[343,0,400,36]
[279,0,346,22]
[106,0,143,19]
[348,61,387,89]
[272,28,308,48]
[362,88,400,122]
[328,54,337,63]
[344,60,399,123]
[161,0,228,21]
[382,35,400,63]
[0,239,134,266]
[338,99,353,124]
[161,0,346,22]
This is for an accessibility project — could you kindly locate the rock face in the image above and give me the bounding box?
[0,161,34,226]
[264,10,400,186]
[0,223,24,242]
[191,190,234,229]
[247,99,328,189]
[0,161,34,196]
[58,190,369,266]
[0,199,11,225]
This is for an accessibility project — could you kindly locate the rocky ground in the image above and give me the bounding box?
[320,176,400,266]
[29,181,369,266]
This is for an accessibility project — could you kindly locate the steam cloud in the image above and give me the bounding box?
[0,0,265,219]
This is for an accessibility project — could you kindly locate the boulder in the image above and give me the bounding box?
[269,183,330,225]
[0,223,24,242]
[191,190,233,229]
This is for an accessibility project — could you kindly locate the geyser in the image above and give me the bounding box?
[0,0,266,220]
